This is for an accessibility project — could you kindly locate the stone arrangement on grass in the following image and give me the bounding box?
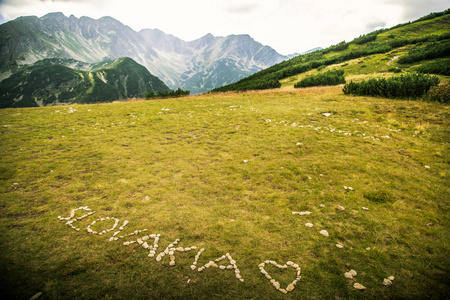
[58,203,392,295]
[259,260,301,294]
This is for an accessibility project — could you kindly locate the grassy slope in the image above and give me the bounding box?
[1,86,449,299]
[215,11,450,93]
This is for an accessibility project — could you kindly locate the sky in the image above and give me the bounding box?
[0,0,448,55]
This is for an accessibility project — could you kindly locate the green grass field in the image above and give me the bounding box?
[1,86,449,299]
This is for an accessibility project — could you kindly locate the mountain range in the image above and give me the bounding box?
[0,57,170,108]
[0,12,293,96]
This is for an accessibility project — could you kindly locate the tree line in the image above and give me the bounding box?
[146,88,190,99]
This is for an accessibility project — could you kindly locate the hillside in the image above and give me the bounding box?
[0,13,288,94]
[212,10,450,93]
[0,86,448,299]
[0,57,170,108]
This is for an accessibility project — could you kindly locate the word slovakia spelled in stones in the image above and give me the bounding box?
[259,260,301,294]
[59,206,304,293]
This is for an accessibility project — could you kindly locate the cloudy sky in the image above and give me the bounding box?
[0,0,448,55]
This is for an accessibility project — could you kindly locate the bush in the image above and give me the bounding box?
[416,59,450,75]
[387,67,402,73]
[423,84,450,103]
[294,70,345,88]
[343,73,440,98]
[398,40,450,64]
[146,88,190,99]
[352,33,378,45]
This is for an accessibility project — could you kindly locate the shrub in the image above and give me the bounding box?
[294,70,345,88]
[416,59,450,75]
[146,88,190,99]
[352,32,378,45]
[387,67,402,73]
[423,84,450,103]
[343,73,440,98]
[398,41,450,64]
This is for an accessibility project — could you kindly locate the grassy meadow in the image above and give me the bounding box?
[1,86,449,299]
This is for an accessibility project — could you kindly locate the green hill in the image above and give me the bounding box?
[0,57,170,108]
[212,10,450,93]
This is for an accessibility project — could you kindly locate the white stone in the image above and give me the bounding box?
[335,205,345,211]
[336,244,344,249]
[383,278,392,286]
[273,281,280,289]
[345,272,353,279]
[286,283,295,292]
[349,270,357,277]
[320,230,329,237]
[388,276,395,281]
[322,113,332,117]
[354,283,366,290]
[319,204,325,208]
[305,223,314,228]
[366,247,371,251]
[362,207,369,211]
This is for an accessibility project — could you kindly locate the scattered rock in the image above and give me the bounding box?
[366,247,371,251]
[388,276,395,281]
[243,160,249,163]
[296,142,303,146]
[425,165,431,169]
[354,283,366,290]
[319,204,325,208]
[305,223,314,228]
[322,113,332,117]
[349,269,357,277]
[320,230,329,237]
[292,211,312,216]
[335,205,345,211]
[30,292,43,300]
[362,207,369,211]
[383,278,392,286]
[336,243,344,249]
[345,272,354,279]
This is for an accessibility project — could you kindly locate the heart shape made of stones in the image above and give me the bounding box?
[258,260,301,294]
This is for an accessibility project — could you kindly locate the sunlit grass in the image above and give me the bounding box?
[1,87,449,299]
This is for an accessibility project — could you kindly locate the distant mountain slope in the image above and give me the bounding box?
[0,13,289,93]
[212,10,450,93]
[0,57,170,108]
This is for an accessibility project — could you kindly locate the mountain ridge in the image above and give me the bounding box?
[0,56,170,108]
[0,12,290,94]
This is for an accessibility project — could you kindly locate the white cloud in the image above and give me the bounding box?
[0,0,448,54]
